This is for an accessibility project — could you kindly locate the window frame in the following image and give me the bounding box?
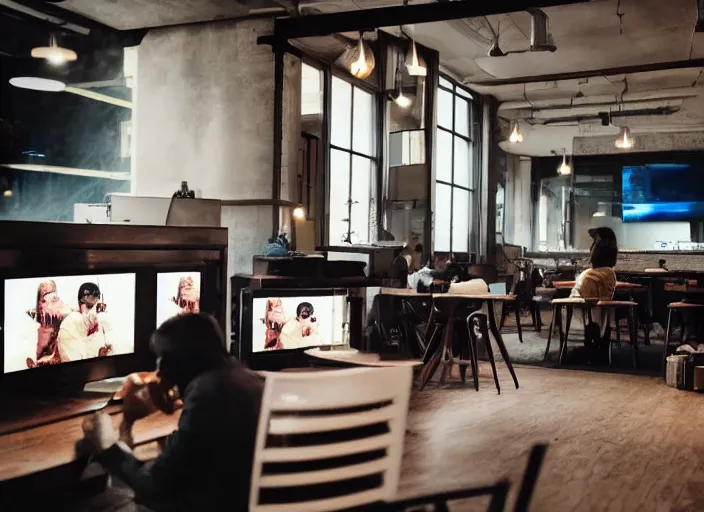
[434,73,478,256]
[326,68,379,245]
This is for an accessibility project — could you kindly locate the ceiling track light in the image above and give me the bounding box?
[509,121,523,144]
[31,34,77,66]
[615,126,634,149]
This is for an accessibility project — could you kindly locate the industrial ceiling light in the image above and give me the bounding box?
[509,121,523,144]
[557,152,572,176]
[9,77,66,92]
[406,39,427,77]
[31,34,77,66]
[615,126,634,149]
[345,33,375,79]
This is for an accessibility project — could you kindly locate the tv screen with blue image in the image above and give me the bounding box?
[622,163,704,222]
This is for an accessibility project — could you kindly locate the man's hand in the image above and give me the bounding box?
[82,412,119,452]
[120,373,159,424]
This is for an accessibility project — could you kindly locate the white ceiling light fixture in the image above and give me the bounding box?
[406,39,427,77]
[9,77,66,92]
[31,34,77,66]
[509,121,523,144]
[615,126,634,149]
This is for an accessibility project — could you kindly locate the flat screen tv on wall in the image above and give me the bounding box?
[622,163,704,222]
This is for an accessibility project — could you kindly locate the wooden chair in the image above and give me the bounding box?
[249,367,413,511]
[544,298,597,364]
[595,300,639,368]
[663,301,704,377]
[500,259,543,342]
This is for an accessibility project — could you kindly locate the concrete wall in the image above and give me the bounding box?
[132,18,301,341]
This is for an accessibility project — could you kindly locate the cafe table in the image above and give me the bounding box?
[419,293,520,394]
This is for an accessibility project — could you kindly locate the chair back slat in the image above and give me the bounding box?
[268,403,397,435]
[250,367,413,511]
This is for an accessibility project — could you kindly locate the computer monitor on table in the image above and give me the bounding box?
[2,272,137,374]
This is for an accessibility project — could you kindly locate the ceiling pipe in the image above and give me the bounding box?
[273,0,589,40]
[498,89,700,111]
[469,58,704,86]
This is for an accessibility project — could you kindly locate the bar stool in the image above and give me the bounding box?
[544,298,596,364]
[594,300,639,368]
[662,301,704,376]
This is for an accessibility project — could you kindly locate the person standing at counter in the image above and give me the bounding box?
[80,313,263,511]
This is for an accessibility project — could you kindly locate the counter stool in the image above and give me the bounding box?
[595,300,639,368]
[663,302,704,377]
[544,298,597,364]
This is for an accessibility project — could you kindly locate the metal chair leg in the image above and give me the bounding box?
[515,301,524,343]
[663,308,674,378]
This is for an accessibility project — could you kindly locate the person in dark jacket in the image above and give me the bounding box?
[81,313,263,511]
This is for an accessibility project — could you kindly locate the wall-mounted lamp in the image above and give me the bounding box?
[293,206,305,220]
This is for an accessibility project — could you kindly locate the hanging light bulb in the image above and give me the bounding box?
[615,126,634,149]
[346,35,375,79]
[394,90,413,108]
[509,121,523,144]
[557,153,572,176]
[406,40,427,77]
[31,34,77,66]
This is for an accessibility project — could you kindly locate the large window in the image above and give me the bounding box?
[329,75,376,245]
[434,76,477,254]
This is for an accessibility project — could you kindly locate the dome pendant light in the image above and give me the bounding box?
[348,34,375,79]
[509,121,523,144]
[615,126,634,149]
[31,34,77,66]
[557,152,572,176]
[406,40,427,77]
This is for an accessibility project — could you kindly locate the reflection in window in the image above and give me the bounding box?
[0,39,133,222]
[301,63,323,116]
[433,75,477,255]
[329,76,376,244]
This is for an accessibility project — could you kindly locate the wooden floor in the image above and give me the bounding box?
[55,365,704,512]
[401,365,704,511]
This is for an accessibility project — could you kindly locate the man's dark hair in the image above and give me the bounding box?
[78,282,100,304]
[589,227,618,268]
[296,302,314,318]
[151,313,227,362]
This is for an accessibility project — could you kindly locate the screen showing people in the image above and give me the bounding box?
[156,272,201,328]
[252,295,346,352]
[3,273,137,373]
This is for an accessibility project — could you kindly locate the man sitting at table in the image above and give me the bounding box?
[571,227,618,355]
[80,313,263,511]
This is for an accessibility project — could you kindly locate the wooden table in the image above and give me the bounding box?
[552,281,647,291]
[420,294,519,394]
[0,406,181,483]
[304,348,423,368]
